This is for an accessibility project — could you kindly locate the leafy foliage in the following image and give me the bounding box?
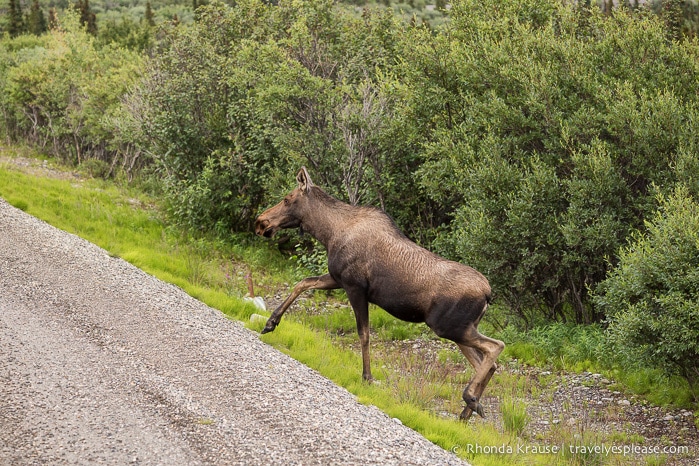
[596,186,699,386]
[126,0,418,233]
[0,10,144,174]
[95,15,153,51]
[395,0,699,324]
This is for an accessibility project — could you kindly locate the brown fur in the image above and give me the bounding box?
[254,167,504,420]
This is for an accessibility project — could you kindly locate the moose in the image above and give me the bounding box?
[254,167,504,420]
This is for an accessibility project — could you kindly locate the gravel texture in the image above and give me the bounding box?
[0,198,468,466]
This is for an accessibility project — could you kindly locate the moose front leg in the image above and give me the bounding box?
[347,289,372,382]
[261,274,340,334]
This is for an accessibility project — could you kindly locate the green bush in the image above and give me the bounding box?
[96,15,153,52]
[595,186,699,388]
[128,0,420,234]
[392,0,699,323]
[0,11,143,173]
[124,0,282,233]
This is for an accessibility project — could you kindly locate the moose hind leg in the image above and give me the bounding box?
[262,274,339,334]
[458,327,504,419]
[457,345,498,421]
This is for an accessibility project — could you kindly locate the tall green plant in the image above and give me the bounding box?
[596,186,699,390]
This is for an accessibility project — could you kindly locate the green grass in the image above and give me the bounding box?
[496,321,697,410]
[502,396,529,437]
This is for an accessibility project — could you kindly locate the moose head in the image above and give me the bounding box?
[254,167,315,239]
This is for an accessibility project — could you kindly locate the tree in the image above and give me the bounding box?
[145,1,155,27]
[604,0,613,16]
[661,0,684,40]
[47,7,58,30]
[26,0,47,35]
[7,0,26,37]
[73,0,97,35]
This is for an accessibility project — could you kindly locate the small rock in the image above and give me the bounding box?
[663,415,675,422]
[618,399,631,406]
[244,296,266,311]
[392,418,403,425]
[249,313,267,324]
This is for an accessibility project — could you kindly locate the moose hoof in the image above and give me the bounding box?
[462,392,485,419]
[474,402,485,418]
[459,407,474,422]
[461,402,485,419]
[467,399,485,418]
[261,320,278,334]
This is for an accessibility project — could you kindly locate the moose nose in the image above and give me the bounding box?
[255,219,265,236]
[254,219,267,236]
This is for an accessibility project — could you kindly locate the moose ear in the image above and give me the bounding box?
[296,167,314,193]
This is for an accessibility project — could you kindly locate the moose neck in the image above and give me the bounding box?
[299,188,354,248]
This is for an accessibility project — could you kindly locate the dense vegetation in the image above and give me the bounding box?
[1,0,698,395]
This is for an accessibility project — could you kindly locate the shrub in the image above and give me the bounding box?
[595,186,699,389]
[128,0,416,235]
[125,0,283,233]
[394,0,699,323]
[0,11,143,173]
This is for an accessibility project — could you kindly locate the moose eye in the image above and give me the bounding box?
[283,198,290,206]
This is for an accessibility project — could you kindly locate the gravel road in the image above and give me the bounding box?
[0,198,468,465]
